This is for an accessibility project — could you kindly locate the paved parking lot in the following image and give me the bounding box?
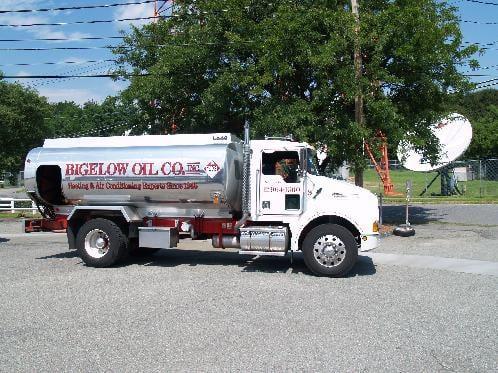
[0,204,497,372]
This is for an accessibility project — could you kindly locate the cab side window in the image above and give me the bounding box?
[262,151,300,183]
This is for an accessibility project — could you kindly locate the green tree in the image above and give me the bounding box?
[0,79,51,175]
[46,96,144,138]
[448,89,498,159]
[46,101,87,137]
[114,0,477,184]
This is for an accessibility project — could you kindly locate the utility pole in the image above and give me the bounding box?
[351,0,365,187]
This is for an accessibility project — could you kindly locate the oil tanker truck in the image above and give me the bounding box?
[24,126,379,276]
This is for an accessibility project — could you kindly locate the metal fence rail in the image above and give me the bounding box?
[0,198,36,214]
[366,158,498,199]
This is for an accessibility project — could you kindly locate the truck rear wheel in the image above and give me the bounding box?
[76,218,128,267]
[302,223,358,277]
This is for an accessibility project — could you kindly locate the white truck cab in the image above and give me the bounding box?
[249,139,379,257]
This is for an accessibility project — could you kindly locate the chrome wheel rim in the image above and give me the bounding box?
[84,229,110,258]
[313,234,346,268]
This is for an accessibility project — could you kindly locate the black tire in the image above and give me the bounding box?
[393,225,415,237]
[76,218,128,267]
[302,223,358,277]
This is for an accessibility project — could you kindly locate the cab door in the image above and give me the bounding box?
[258,149,306,216]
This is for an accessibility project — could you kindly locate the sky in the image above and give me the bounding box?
[0,0,497,105]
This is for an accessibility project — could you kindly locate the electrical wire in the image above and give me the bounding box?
[0,46,118,51]
[464,63,498,72]
[0,15,170,27]
[4,74,142,79]
[473,81,498,89]
[0,39,258,52]
[0,0,156,14]
[0,59,116,67]
[0,36,124,42]
[25,62,116,87]
[462,19,498,25]
[463,0,498,5]
[474,77,498,86]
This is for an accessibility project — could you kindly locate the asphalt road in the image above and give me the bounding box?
[0,205,497,372]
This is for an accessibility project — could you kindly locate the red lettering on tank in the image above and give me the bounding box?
[161,162,172,175]
[132,162,145,175]
[186,162,201,175]
[172,162,184,175]
[65,164,75,176]
[106,163,117,175]
[79,163,89,176]
[115,162,129,176]
[145,162,159,176]
[89,163,98,175]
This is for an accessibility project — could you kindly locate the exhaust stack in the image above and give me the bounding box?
[235,121,251,229]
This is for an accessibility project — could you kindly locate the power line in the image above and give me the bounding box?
[471,81,498,90]
[462,19,498,25]
[0,36,124,42]
[464,63,498,72]
[474,77,498,85]
[0,46,118,51]
[22,61,116,87]
[464,74,498,77]
[3,74,141,79]
[463,40,498,46]
[0,39,258,52]
[463,0,498,5]
[0,59,116,67]
[0,15,170,27]
[0,0,155,14]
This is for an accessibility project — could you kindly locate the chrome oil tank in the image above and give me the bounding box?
[24,134,243,214]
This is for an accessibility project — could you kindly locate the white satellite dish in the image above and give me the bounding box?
[397,113,472,172]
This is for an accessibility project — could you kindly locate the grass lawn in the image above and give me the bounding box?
[361,168,498,203]
[0,212,41,219]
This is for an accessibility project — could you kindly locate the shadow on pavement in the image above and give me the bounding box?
[35,248,377,276]
[0,237,10,243]
[350,256,376,277]
[125,249,376,277]
[382,205,444,225]
[37,251,79,260]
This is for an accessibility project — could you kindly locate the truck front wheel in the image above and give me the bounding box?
[76,218,128,267]
[302,224,358,277]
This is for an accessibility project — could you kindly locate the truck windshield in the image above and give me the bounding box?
[306,149,319,175]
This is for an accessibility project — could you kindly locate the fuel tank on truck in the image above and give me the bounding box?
[24,134,243,217]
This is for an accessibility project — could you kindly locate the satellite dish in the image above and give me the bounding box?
[397,113,472,172]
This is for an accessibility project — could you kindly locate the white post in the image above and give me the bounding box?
[11,199,15,214]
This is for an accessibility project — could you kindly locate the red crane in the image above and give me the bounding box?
[364,132,400,196]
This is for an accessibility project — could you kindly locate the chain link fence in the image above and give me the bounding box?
[365,158,498,200]
[455,159,498,198]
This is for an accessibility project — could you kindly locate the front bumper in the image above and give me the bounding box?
[359,233,380,252]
